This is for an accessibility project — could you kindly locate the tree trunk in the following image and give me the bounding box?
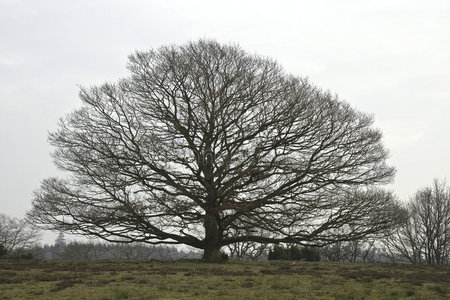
[202,212,227,262]
[202,245,225,262]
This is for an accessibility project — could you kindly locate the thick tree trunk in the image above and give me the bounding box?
[202,245,226,262]
[202,212,227,262]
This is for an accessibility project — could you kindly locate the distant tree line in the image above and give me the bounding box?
[27,236,201,260]
[0,221,201,260]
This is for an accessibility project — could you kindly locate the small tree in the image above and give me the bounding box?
[385,179,450,264]
[55,232,66,247]
[28,40,399,261]
[226,240,268,260]
[0,213,40,255]
[321,226,382,262]
[225,226,268,260]
[52,232,67,259]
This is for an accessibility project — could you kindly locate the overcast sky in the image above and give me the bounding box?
[1,0,449,242]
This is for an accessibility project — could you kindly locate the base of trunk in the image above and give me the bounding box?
[202,247,228,262]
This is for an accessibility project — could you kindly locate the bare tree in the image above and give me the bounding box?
[321,233,370,262]
[322,237,379,263]
[226,241,267,260]
[321,221,395,263]
[348,238,378,262]
[28,40,399,261]
[0,213,41,254]
[62,241,108,259]
[225,227,268,260]
[112,242,155,260]
[384,179,450,264]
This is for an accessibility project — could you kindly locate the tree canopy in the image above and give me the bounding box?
[29,40,400,261]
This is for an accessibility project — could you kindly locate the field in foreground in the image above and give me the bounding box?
[0,259,449,300]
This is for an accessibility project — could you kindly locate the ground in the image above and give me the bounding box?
[0,259,449,299]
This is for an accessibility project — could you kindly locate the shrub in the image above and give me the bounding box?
[268,245,320,261]
[300,247,320,262]
[289,245,303,260]
[0,244,7,258]
[16,253,34,259]
[268,245,290,260]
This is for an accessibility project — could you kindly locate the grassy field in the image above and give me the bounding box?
[0,259,449,300]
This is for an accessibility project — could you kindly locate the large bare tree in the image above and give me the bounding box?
[29,40,399,261]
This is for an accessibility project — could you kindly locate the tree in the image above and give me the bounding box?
[384,179,450,264]
[55,232,66,247]
[321,237,379,262]
[58,241,107,260]
[0,213,41,255]
[320,225,382,262]
[52,232,67,258]
[225,238,268,260]
[28,40,399,261]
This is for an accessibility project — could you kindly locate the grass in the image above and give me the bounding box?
[0,259,449,299]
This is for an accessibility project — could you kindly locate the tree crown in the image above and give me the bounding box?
[29,40,398,260]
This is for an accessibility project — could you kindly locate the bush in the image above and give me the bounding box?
[268,245,320,261]
[13,252,34,259]
[289,245,303,260]
[268,245,290,260]
[0,244,7,258]
[300,247,320,262]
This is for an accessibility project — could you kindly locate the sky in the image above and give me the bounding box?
[1,0,449,243]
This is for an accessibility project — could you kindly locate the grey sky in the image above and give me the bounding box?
[1,0,449,241]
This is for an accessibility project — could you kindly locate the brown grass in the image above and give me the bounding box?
[0,259,449,299]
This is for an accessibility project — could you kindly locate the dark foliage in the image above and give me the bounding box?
[0,244,7,258]
[268,245,320,261]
